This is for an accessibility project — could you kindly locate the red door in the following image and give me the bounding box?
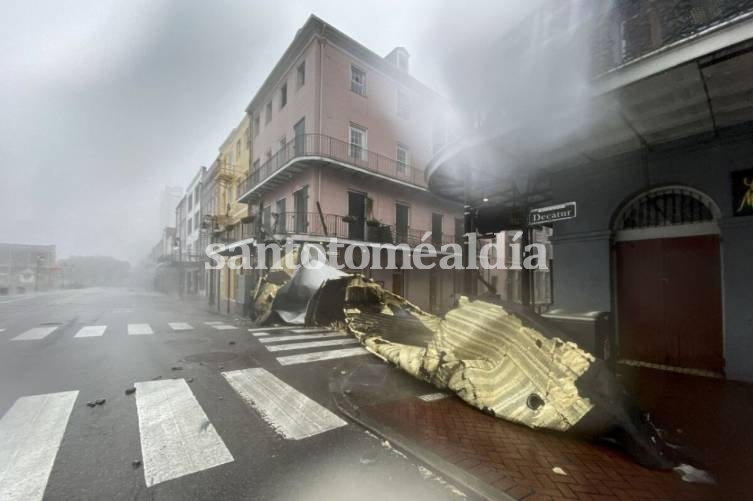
[616,235,723,373]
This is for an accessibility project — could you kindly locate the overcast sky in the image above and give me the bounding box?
[0,0,537,264]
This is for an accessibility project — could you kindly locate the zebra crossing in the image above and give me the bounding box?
[3,322,370,366]
[251,327,370,366]
[0,368,350,497]
[3,321,240,341]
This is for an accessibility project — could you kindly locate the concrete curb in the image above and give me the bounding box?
[330,365,515,501]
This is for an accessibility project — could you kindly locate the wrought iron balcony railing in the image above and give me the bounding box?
[233,211,456,248]
[591,0,753,75]
[237,134,426,200]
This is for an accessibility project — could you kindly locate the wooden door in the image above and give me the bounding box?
[616,235,723,373]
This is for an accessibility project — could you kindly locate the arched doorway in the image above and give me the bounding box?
[613,186,724,375]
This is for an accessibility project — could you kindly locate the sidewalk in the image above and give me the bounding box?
[332,359,752,500]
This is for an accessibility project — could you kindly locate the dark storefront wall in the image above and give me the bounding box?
[548,130,753,381]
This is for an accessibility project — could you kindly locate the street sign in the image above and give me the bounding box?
[529,202,577,225]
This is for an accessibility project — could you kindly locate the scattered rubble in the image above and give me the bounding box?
[186,377,194,383]
[95,398,106,406]
[171,366,183,371]
[125,387,136,395]
[132,460,141,469]
[552,466,568,476]
[152,375,162,380]
[228,341,236,345]
[86,401,96,408]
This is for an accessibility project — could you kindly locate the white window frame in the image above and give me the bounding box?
[350,65,366,96]
[349,124,367,161]
[279,82,287,109]
[396,143,409,174]
[253,115,260,137]
[265,101,272,124]
[296,61,306,89]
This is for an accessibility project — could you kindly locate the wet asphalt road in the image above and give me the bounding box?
[0,288,472,501]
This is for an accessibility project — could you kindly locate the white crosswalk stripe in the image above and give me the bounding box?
[134,379,234,487]
[259,332,346,343]
[418,392,451,402]
[11,326,58,341]
[266,338,360,352]
[127,324,153,335]
[74,325,107,338]
[247,326,296,332]
[252,331,270,337]
[0,390,78,501]
[168,322,193,331]
[205,322,236,330]
[222,368,347,440]
[276,347,370,366]
[290,327,335,334]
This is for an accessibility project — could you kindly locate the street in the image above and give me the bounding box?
[0,288,470,501]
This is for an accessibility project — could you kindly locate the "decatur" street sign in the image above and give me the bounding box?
[528,202,577,225]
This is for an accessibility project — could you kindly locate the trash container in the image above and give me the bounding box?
[541,309,614,366]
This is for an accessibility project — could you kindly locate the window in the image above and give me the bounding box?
[245,126,251,146]
[253,159,260,171]
[187,217,192,233]
[349,124,367,160]
[194,187,199,205]
[432,213,443,246]
[397,90,409,119]
[253,115,260,137]
[265,148,272,163]
[279,83,287,109]
[351,65,366,96]
[265,101,272,124]
[396,144,409,174]
[236,139,241,159]
[279,136,286,151]
[396,50,409,72]
[296,61,306,89]
[276,198,287,232]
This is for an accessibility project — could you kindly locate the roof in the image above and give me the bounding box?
[245,15,440,114]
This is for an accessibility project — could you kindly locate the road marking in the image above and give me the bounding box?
[168,322,193,331]
[210,324,237,331]
[0,390,78,501]
[418,392,451,402]
[259,332,347,343]
[222,368,347,440]
[252,332,270,337]
[266,338,359,352]
[0,328,5,333]
[276,347,370,366]
[127,324,153,335]
[134,379,234,487]
[247,326,293,332]
[290,328,334,334]
[74,325,107,338]
[204,321,224,325]
[11,326,58,341]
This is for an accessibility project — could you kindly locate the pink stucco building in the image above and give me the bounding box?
[234,15,464,312]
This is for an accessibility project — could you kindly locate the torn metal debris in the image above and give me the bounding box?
[253,249,673,469]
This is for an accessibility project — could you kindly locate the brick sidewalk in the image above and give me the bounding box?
[356,366,752,500]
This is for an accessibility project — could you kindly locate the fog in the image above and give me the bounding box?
[0,0,551,264]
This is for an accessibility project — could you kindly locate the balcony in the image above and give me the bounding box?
[232,211,457,249]
[237,134,426,203]
[591,0,753,75]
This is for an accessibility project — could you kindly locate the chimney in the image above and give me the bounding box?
[385,47,410,73]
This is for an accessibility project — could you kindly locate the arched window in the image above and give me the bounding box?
[614,187,718,231]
